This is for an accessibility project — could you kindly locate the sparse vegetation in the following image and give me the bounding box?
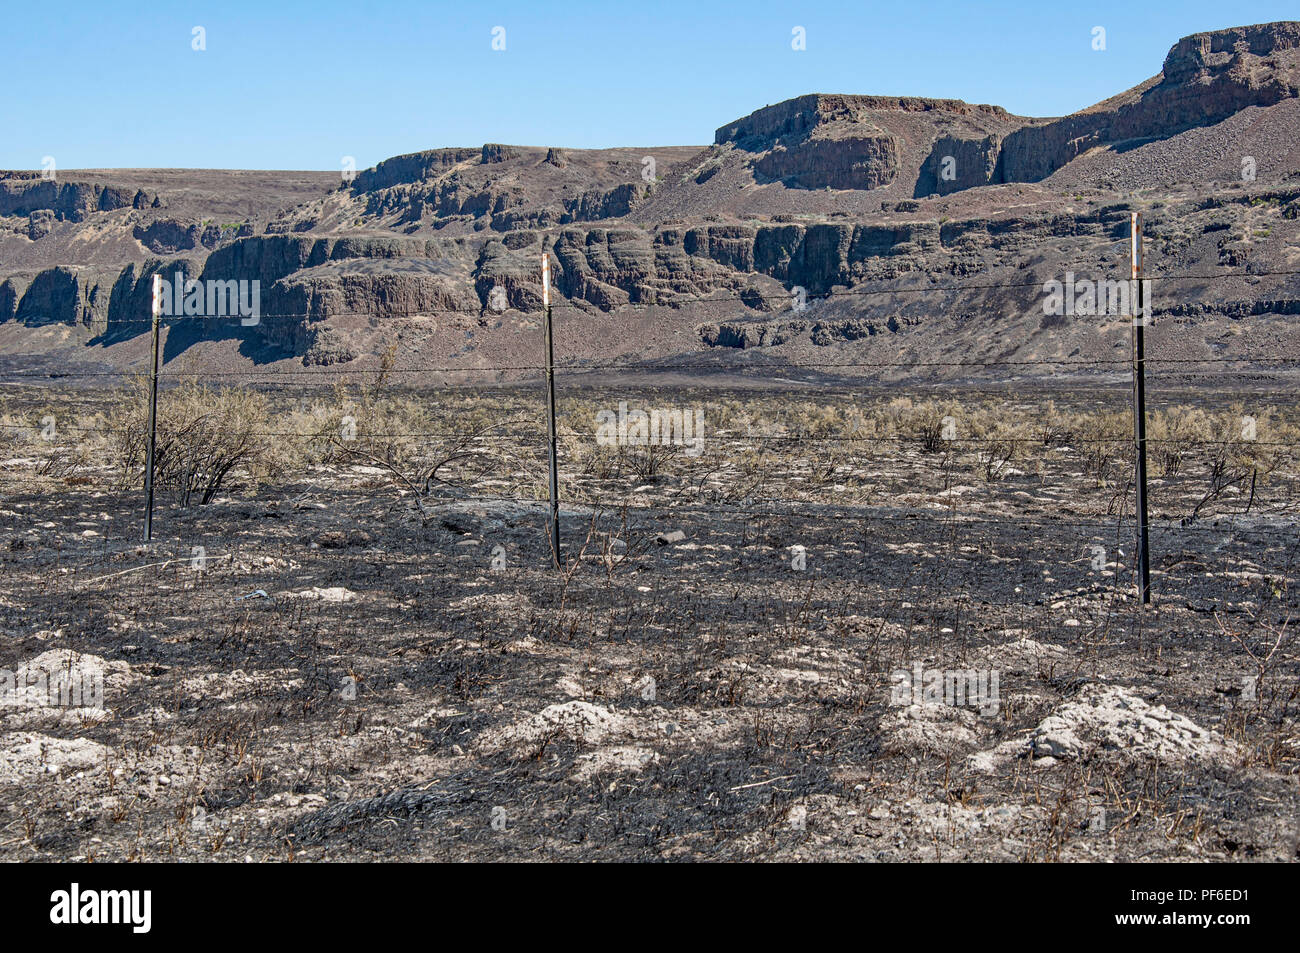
[0,385,1295,861]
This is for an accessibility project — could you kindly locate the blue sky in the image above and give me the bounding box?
[4,1,1294,170]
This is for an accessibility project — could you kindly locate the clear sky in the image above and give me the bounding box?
[4,1,1295,171]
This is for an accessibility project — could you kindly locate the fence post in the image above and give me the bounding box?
[542,252,561,569]
[1130,212,1151,603]
[143,274,162,543]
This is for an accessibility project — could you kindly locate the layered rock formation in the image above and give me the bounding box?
[715,94,1020,196]
[0,174,151,222]
[1,21,1298,378]
[998,22,1300,183]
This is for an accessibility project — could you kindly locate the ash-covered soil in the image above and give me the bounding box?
[0,388,1296,862]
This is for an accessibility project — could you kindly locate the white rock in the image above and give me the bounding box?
[282,586,357,603]
[1028,685,1235,765]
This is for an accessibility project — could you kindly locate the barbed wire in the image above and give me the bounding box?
[8,352,1300,382]
[2,476,1295,543]
[7,182,1300,609]
[2,419,1299,448]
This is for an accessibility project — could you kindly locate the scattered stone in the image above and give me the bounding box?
[1027,685,1237,765]
[477,701,631,754]
[571,745,658,782]
[282,586,357,603]
[0,733,109,780]
[880,704,980,757]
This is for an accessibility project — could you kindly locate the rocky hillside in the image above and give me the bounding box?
[2,21,1299,384]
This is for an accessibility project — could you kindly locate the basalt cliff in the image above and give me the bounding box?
[3,21,1299,383]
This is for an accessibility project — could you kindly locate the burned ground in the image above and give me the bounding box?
[0,385,1296,861]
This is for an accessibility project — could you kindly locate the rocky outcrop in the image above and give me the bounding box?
[715,94,1012,144]
[27,210,55,241]
[2,21,1297,375]
[481,144,520,164]
[915,135,1002,197]
[256,268,478,358]
[998,22,1300,183]
[563,183,642,222]
[448,207,1133,316]
[351,148,481,191]
[0,178,139,222]
[0,192,1144,352]
[303,326,357,366]
[0,275,28,321]
[269,269,477,321]
[133,220,201,254]
[552,228,658,307]
[698,315,917,348]
[698,24,1300,198]
[365,177,503,224]
[133,219,253,254]
[199,235,456,289]
[363,171,647,231]
[341,140,692,233]
[475,239,551,311]
[714,94,1019,194]
[754,135,899,190]
[12,266,107,326]
[104,258,204,333]
[14,267,77,325]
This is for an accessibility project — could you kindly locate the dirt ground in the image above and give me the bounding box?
[0,385,1297,862]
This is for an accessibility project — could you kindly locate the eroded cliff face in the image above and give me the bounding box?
[705,23,1300,199]
[0,175,152,222]
[998,22,1300,183]
[1,266,114,328]
[345,144,693,234]
[712,94,1022,199]
[2,22,1299,374]
[352,149,485,192]
[713,94,1014,143]
[473,206,1134,312]
[6,178,1299,335]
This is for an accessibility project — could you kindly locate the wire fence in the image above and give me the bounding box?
[1,254,1297,621]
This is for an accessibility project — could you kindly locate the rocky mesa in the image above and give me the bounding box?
[1,21,1298,383]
